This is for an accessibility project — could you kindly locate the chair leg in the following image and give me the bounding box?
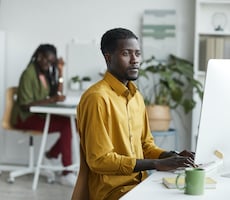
[0,165,29,172]
[8,136,35,183]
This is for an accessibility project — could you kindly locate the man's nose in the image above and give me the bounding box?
[130,53,140,63]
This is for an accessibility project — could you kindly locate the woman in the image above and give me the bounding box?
[11,44,76,186]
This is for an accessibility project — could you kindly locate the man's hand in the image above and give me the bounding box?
[154,155,195,171]
[134,150,196,172]
[159,150,195,161]
[157,150,196,171]
[178,150,195,160]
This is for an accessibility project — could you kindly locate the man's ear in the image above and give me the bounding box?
[104,53,111,64]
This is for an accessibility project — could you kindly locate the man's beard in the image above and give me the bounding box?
[126,72,139,81]
[127,76,138,81]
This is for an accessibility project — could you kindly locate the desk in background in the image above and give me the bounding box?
[30,100,80,190]
[120,170,230,200]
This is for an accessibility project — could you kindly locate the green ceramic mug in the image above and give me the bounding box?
[176,168,205,195]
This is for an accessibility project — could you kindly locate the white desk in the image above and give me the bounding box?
[120,171,230,200]
[30,102,80,190]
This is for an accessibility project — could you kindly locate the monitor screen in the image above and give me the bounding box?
[195,59,230,175]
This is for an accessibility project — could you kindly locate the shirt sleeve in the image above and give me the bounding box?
[17,66,49,106]
[77,93,136,176]
[17,70,37,106]
[141,110,165,159]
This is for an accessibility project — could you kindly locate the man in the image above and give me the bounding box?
[75,28,194,200]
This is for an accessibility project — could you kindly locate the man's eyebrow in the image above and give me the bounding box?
[120,48,141,51]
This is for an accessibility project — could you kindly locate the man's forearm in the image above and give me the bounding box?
[133,159,158,172]
[133,151,179,172]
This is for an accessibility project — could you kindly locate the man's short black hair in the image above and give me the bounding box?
[100,28,138,54]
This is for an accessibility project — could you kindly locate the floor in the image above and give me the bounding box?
[0,172,74,200]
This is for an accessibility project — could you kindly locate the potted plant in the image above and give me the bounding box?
[70,75,81,90]
[70,75,93,91]
[81,76,92,90]
[138,54,203,131]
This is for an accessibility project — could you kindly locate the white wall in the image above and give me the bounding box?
[0,0,195,163]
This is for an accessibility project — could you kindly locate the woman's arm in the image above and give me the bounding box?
[56,57,65,95]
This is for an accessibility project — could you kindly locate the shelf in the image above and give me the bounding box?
[198,32,230,36]
[199,0,230,5]
[196,71,206,76]
[192,0,230,150]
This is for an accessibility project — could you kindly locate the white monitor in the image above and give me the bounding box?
[195,59,230,176]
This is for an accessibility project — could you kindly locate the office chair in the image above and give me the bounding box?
[71,145,89,200]
[0,86,55,184]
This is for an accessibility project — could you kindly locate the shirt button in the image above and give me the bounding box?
[124,90,129,96]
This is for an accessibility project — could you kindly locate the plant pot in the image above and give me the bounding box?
[146,105,171,131]
[81,81,93,90]
[70,81,81,91]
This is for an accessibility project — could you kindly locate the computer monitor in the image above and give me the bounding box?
[195,59,230,177]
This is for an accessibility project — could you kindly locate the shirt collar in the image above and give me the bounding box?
[103,71,137,97]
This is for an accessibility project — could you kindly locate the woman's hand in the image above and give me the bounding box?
[57,57,65,75]
[49,94,66,103]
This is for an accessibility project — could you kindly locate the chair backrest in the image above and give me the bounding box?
[2,87,18,130]
[71,145,89,200]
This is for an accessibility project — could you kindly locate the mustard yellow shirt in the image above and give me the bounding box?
[77,72,164,200]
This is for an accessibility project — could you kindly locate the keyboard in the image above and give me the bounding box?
[199,160,223,173]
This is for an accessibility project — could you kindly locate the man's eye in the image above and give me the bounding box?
[122,51,129,56]
[136,52,141,57]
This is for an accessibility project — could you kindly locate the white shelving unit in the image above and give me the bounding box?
[192,0,230,150]
[0,31,6,163]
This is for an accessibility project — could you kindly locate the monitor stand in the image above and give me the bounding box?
[221,172,230,178]
[199,159,223,173]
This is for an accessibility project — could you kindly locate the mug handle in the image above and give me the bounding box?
[175,173,185,190]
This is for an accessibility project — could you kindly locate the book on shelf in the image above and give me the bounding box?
[215,37,224,59]
[162,176,217,189]
[199,36,225,71]
[199,37,207,71]
[205,36,216,66]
